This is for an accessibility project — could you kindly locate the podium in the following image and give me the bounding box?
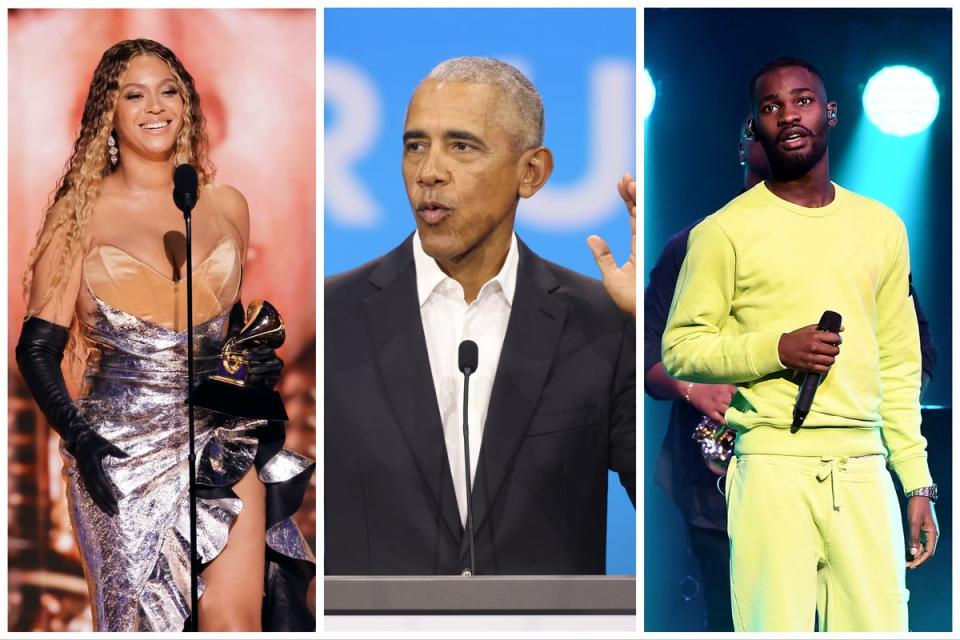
[325,575,636,632]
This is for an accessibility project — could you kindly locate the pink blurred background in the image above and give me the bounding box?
[7,9,316,631]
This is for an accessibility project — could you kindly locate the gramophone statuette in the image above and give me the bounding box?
[193,299,288,421]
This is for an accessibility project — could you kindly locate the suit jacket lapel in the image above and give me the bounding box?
[466,241,566,549]
[363,237,463,543]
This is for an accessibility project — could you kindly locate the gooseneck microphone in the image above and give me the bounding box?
[791,310,842,433]
[172,163,200,631]
[458,340,479,576]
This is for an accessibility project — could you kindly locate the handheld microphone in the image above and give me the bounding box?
[791,310,842,433]
[173,164,199,215]
[458,340,478,576]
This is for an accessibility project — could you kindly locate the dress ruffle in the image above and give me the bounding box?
[142,419,316,632]
[66,294,315,632]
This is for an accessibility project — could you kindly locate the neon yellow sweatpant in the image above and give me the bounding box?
[725,453,908,631]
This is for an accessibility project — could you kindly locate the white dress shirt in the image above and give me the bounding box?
[413,231,518,528]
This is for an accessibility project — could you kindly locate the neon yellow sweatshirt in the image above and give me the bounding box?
[662,182,930,492]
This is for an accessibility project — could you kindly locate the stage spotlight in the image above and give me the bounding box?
[862,66,939,136]
[641,68,656,120]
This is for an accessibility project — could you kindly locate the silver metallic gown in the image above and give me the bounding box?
[65,291,315,632]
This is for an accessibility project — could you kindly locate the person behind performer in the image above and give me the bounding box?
[662,56,939,632]
[645,113,937,631]
[643,114,763,631]
[15,39,314,632]
[325,56,636,575]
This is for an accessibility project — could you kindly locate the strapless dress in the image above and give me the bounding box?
[64,237,315,631]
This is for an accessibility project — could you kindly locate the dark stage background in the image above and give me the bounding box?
[7,9,316,631]
[644,8,951,631]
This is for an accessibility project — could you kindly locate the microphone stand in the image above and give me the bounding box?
[462,367,476,576]
[185,207,199,631]
[175,172,200,632]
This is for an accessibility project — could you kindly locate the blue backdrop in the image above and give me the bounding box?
[325,8,637,574]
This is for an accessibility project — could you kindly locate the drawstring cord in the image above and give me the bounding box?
[816,456,848,511]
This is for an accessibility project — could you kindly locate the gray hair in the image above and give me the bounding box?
[424,56,545,150]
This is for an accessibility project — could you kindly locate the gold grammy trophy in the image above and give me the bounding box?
[193,299,288,421]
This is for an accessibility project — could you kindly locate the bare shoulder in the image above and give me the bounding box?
[203,182,249,223]
[203,182,250,247]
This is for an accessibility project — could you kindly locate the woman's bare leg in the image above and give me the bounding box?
[198,465,266,631]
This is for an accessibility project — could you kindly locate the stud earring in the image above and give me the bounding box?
[108,134,119,166]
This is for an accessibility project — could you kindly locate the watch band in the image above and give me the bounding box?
[905,484,938,503]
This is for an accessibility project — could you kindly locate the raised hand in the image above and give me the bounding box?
[588,173,636,318]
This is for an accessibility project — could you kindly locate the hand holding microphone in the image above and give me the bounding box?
[778,315,843,375]
[779,311,843,432]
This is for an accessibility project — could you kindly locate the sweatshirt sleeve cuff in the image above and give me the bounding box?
[751,332,787,378]
[892,456,934,494]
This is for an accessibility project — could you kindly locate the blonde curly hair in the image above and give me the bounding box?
[23,38,215,316]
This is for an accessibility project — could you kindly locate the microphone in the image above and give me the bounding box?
[173,164,199,215]
[173,161,200,630]
[791,310,842,433]
[458,340,478,375]
[458,340,478,576]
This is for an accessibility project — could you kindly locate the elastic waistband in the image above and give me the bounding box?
[734,424,887,459]
[732,452,888,483]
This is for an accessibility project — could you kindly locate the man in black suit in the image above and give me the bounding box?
[325,56,636,575]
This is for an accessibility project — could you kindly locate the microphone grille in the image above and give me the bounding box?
[458,340,479,373]
[818,310,842,332]
[173,163,198,194]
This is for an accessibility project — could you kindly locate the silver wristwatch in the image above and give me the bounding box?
[905,484,938,503]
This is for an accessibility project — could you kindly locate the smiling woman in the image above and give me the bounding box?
[14,39,314,632]
[114,57,185,158]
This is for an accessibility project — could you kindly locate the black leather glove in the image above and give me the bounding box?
[227,302,284,389]
[245,345,284,388]
[16,317,128,516]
